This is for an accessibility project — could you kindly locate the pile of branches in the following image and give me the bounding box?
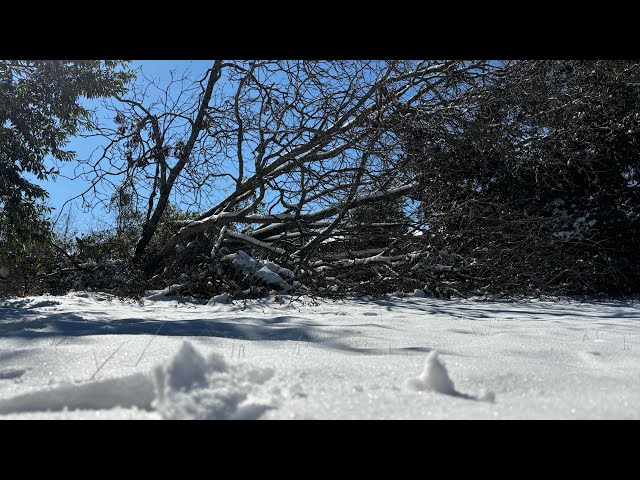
[37,260,146,298]
[72,60,474,299]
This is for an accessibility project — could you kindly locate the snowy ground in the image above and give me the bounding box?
[0,291,638,419]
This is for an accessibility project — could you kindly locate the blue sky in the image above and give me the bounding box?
[40,60,214,233]
[36,60,417,234]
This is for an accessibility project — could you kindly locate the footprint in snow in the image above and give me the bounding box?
[0,342,278,420]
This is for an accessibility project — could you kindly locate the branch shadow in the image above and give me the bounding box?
[350,296,640,323]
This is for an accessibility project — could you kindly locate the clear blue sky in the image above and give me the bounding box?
[39,60,214,233]
[37,60,409,235]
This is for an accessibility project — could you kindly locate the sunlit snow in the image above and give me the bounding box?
[0,291,638,419]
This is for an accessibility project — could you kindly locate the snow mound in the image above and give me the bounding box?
[153,342,215,397]
[146,286,183,300]
[405,351,496,402]
[152,341,276,420]
[207,293,231,305]
[405,351,456,395]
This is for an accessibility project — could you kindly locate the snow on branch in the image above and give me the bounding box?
[221,250,293,291]
[225,231,286,255]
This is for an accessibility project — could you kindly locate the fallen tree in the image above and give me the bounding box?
[67,60,498,297]
[50,59,640,300]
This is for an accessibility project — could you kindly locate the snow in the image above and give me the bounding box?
[0,291,639,419]
[263,261,294,280]
[255,266,287,286]
[225,231,286,255]
[77,262,97,269]
[222,250,292,291]
[207,293,230,305]
[225,249,261,275]
[405,351,457,395]
[153,342,275,420]
[154,342,211,395]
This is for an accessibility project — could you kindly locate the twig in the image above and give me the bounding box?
[134,322,165,367]
[90,341,127,380]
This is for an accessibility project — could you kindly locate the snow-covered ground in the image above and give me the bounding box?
[0,291,638,419]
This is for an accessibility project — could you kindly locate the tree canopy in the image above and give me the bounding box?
[0,60,132,286]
